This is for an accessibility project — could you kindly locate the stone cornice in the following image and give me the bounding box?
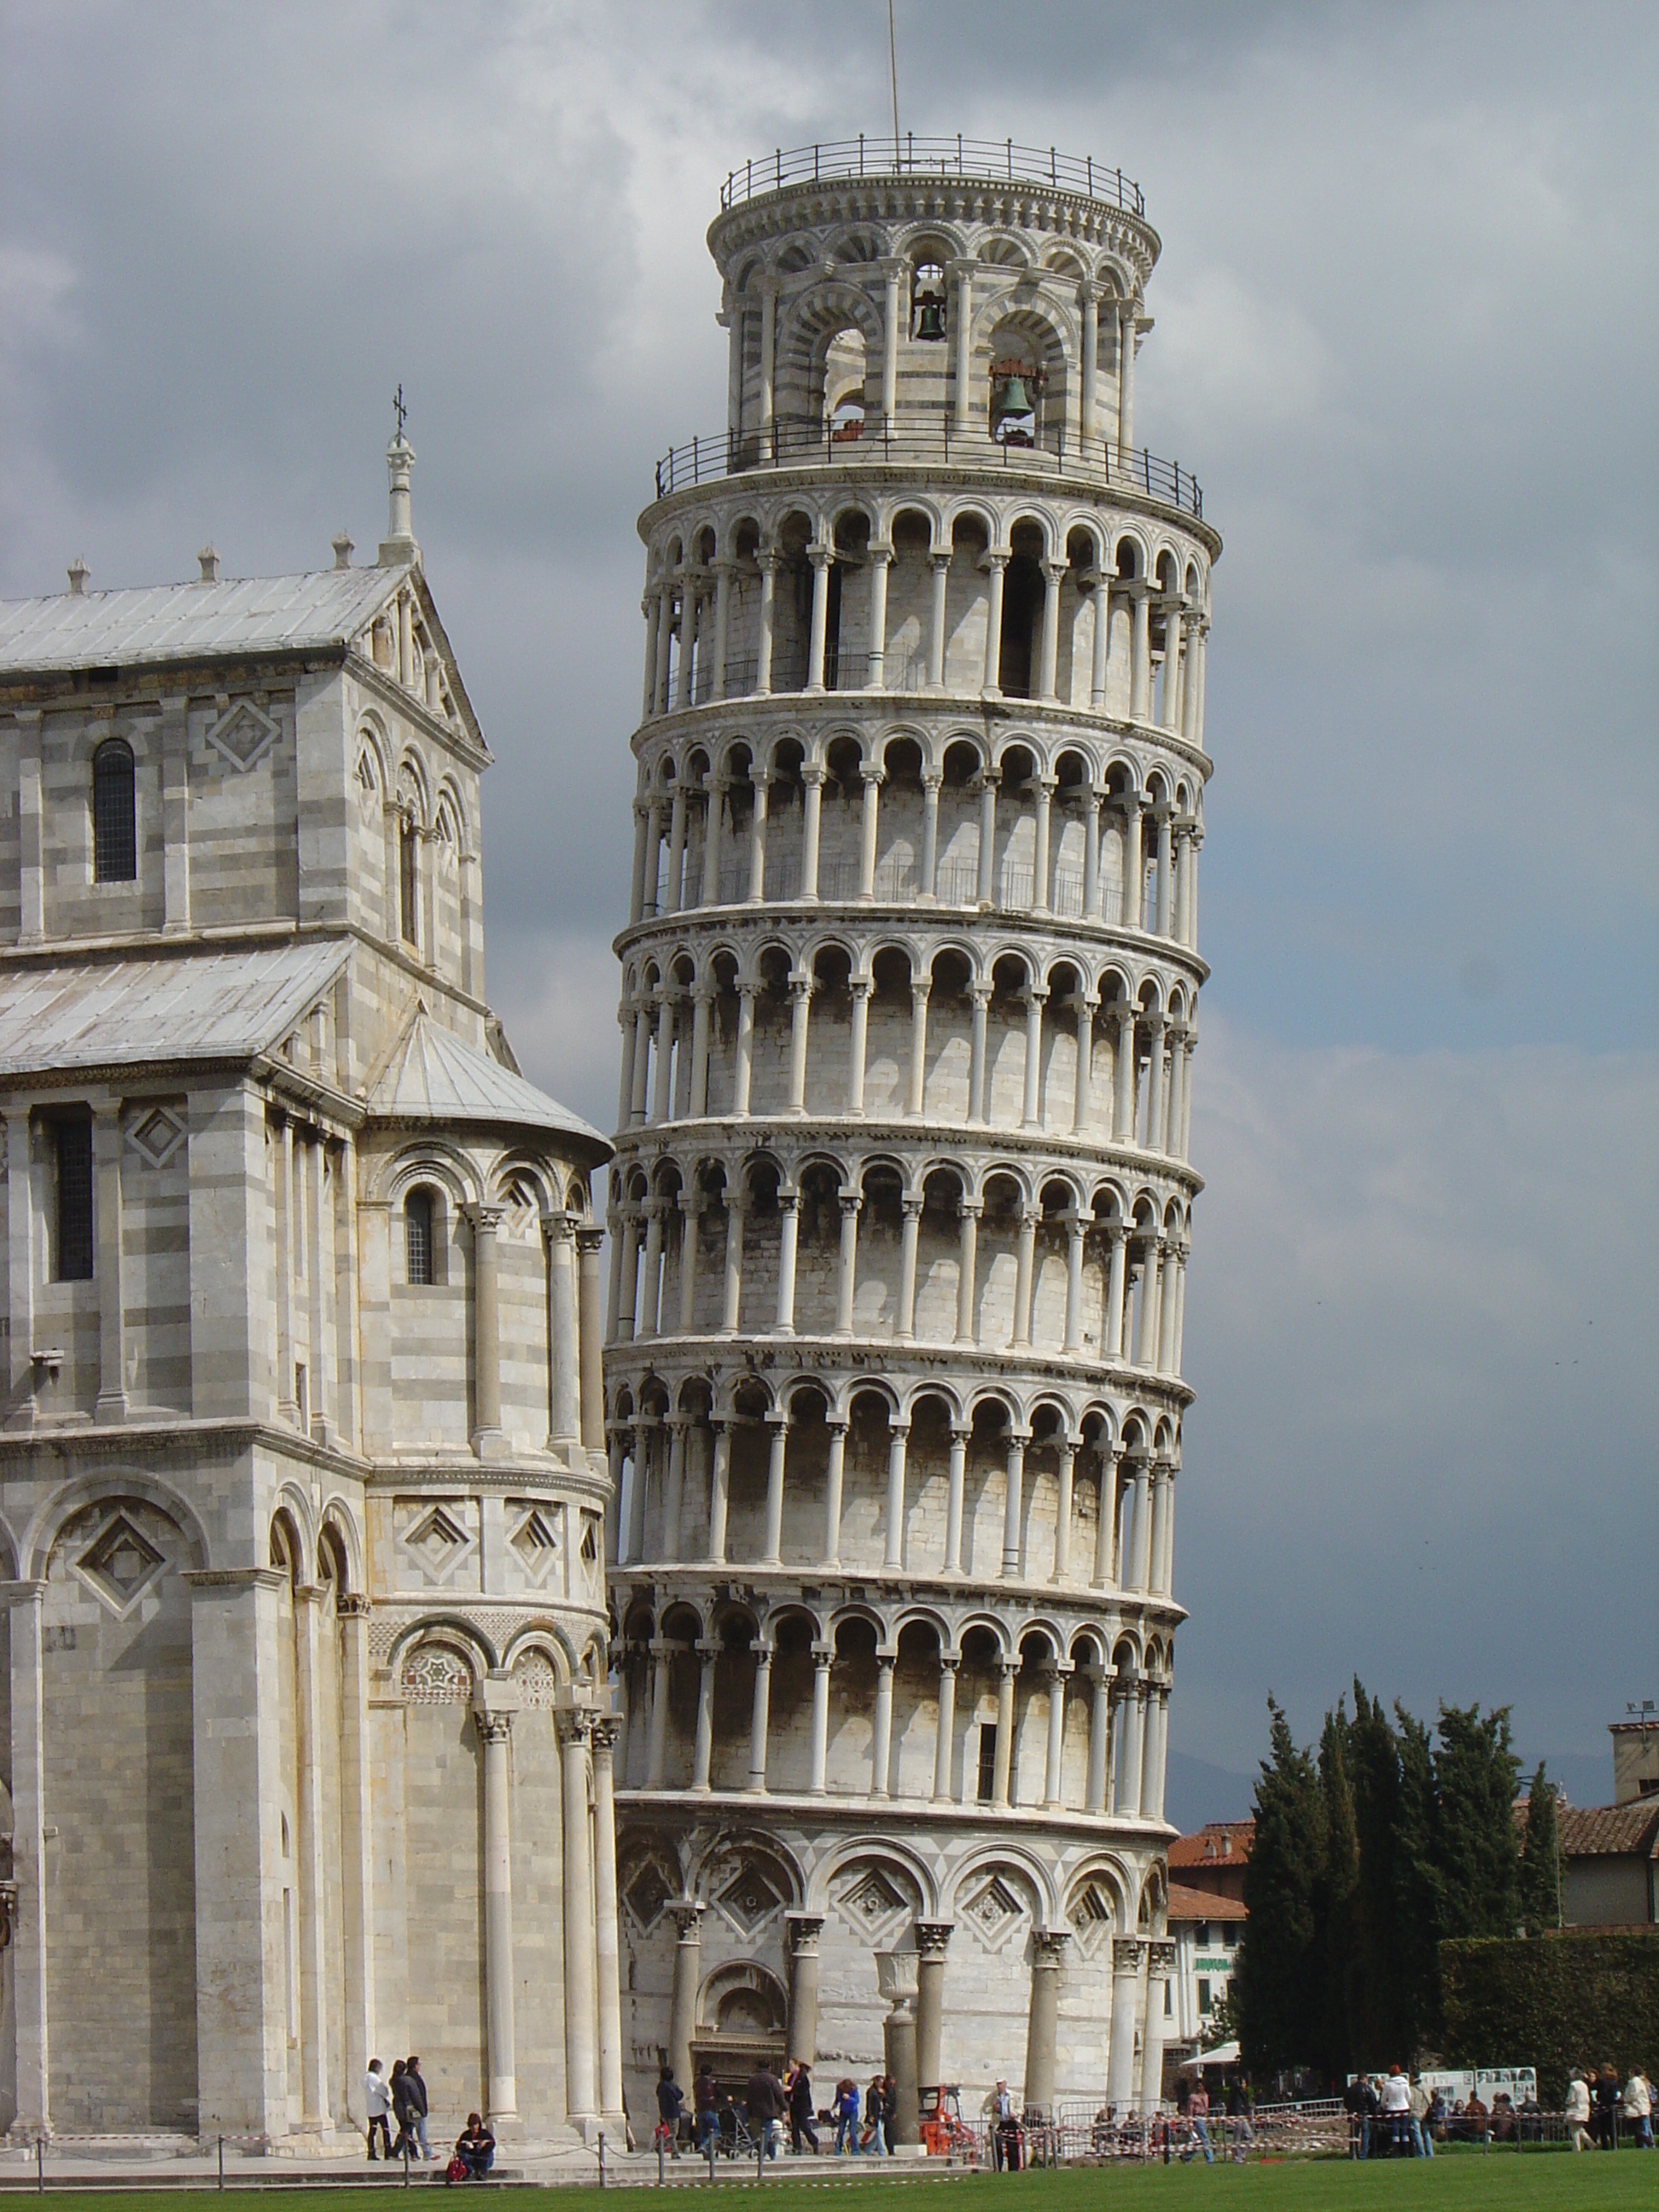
[614,1783,1176,1846]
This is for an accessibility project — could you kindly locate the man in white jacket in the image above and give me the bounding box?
[1622,2070,1653,2149]
[1564,2071,1594,2153]
[364,2060,393,2161]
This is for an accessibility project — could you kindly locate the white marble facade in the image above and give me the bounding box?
[0,455,619,2147]
[605,140,1218,2128]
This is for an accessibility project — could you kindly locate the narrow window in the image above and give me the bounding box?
[405,1187,434,1284]
[92,738,137,882]
[976,1721,998,1802]
[1196,1978,1211,2016]
[294,1364,308,1423]
[55,1119,93,1281]
[399,818,419,946]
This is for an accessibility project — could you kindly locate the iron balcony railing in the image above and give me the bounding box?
[699,853,1144,927]
[719,135,1144,216]
[654,414,1202,520]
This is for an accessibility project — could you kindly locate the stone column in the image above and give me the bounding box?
[584,1230,610,1451]
[806,544,832,691]
[667,1902,704,2107]
[591,1720,626,2124]
[675,1194,701,1335]
[822,1420,847,1565]
[1051,1438,1078,1583]
[92,1101,126,1421]
[762,1411,789,1563]
[967,986,992,1121]
[701,779,725,904]
[1012,1208,1038,1348]
[711,562,731,701]
[637,1201,666,1338]
[747,1641,772,1790]
[799,765,824,899]
[1140,1686,1167,1821]
[785,974,812,1109]
[469,1203,504,1457]
[1063,1215,1086,1353]
[914,1922,953,2093]
[476,1685,521,2128]
[858,764,884,898]
[896,1197,923,1340]
[955,1203,981,1343]
[183,1566,288,2139]
[547,1212,580,1447]
[559,1708,598,2125]
[1024,1930,1069,2116]
[846,977,871,1113]
[1038,568,1064,701]
[927,553,951,687]
[664,779,689,902]
[1132,586,1153,722]
[336,1593,375,2127]
[905,982,931,1117]
[661,1418,688,1565]
[883,1420,910,1569]
[933,1655,958,1801]
[1116,306,1138,459]
[773,1188,800,1332]
[950,259,975,430]
[809,1643,833,1794]
[707,1423,731,1560]
[981,554,1007,695]
[630,798,650,918]
[1021,988,1046,1127]
[1079,281,1099,443]
[1148,1466,1171,1598]
[785,1913,824,2064]
[1118,1679,1145,1813]
[945,1423,969,1571]
[1085,1664,1110,1810]
[881,258,903,418]
[1042,1662,1071,1806]
[1002,1430,1027,1576]
[5,1580,49,2139]
[870,1650,896,1797]
[755,551,778,693]
[1105,1938,1144,2112]
[720,1194,745,1331]
[645,1640,672,1784]
[992,1657,1017,1806]
[919,774,941,899]
[691,1639,719,1790]
[1112,1004,1138,1137]
[757,279,777,428]
[1139,1941,1175,2115]
[747,771,769,902]
[293,1583,331,2128]
[1130,1455,1153,1589]
[1104,1226,1129,1360]
[629,1004,652,1124]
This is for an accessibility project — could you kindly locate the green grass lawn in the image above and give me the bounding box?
[9,2159,1656,2212]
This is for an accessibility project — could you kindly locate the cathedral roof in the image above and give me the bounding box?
[0,940,349,1077]
[0,566,414,675]
[365,1000,608,1155]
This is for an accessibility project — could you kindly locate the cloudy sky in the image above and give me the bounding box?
[3,0,1654,1818]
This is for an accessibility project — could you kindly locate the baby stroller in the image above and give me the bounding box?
[717,2104,760,2161]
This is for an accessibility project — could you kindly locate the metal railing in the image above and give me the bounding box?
[654,415,1202,518]
[719,136,1145,215]
[665,853,1141,926]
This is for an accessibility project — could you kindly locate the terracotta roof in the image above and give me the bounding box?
[1167,1883,1248,1924]
[1169,1820,1255,1869]
[1557,1802,1659,1860]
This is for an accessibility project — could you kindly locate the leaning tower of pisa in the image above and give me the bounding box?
[604,137,1217,2134]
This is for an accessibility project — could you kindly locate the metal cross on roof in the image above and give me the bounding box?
[393,383,407,439]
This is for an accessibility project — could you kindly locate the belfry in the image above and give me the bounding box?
[605,137,1220,2126]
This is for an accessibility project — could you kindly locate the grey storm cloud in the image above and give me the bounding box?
[2,0,1654,1808]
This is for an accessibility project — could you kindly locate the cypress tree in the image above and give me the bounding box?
[1520,1762,1562,1936]
[1237,1699,1327,2076]
[1348,1681,1406,2064]
[1392,1703,1444,2055]
[1435,1703,1522,1939]
[1314,1703,1359,2078]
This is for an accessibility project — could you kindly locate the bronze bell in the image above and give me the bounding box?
[915,294,946,341]
[995,373,1033,420]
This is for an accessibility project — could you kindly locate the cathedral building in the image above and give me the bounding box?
[0,445,620,2147]
[605,137,1219,2127]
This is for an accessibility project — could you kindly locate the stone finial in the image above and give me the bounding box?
[197,544,219,583]
[378,394,420,567]
[66,557,90,597]
[331,531,354,571]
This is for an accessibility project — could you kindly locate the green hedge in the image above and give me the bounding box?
[1441,1929,1659,2104]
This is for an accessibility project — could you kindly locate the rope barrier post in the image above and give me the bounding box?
[707,2128,718,2184]
[658,2128,666,2186]
[598,2130,607,2188]
[36,2137,43,2194]
[403,2138,410,2188]
[756,2122,765,2183]
[218,2133,224,2192]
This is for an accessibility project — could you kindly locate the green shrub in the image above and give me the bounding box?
[1441,1929,1659,2104]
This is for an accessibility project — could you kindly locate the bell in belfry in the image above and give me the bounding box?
[996,372,1033,418]
[914,291,946,341]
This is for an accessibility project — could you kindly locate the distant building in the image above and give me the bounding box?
[1162,1883,1245,2069]
[1167,1819,1252,1906]
[1611,1718,1659,1806]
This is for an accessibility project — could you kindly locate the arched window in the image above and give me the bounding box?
[405,1187,435,1285]
[399,817,419,946]
[92,739,137,882]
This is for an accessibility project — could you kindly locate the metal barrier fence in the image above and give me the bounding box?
[719,137,1145,215]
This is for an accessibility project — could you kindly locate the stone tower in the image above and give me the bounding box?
[605,137,1218,2129]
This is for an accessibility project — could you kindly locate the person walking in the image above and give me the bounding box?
[1564,2070,1594,2153]
[655,2063,685,2157]
[746,2061,785,2160]
[832,2079,860,2156]
[406,2056,432,2160]
[787,2060,819,2155]
[1225,2076,1254,2163]
[1406,2073,1432,2157]
[1179,2081,1214,2164]
[1380,2065,1412,2156]
[1623,2068,1653,2149]
[389,2059,419,2161]
[1594,2064,1621,2149]
[364,2058,393,2161]
[693,2067,719,2155]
